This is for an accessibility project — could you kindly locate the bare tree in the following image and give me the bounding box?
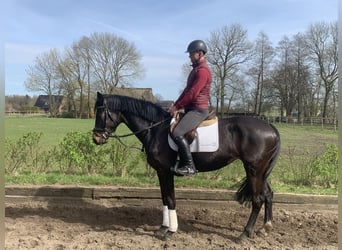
[305,21,338,119]
[25,48,62,116]
[272,36,299,117]
[89,32,145,93]
[55,56,78,117]
[77,36,93,118]
[291,33,311,119]
[206,24,252,117]
[248,31,274,115]
[62,42,89,118]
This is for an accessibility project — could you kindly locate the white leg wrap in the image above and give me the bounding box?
[169,209,178,232]
[162,205,169,227]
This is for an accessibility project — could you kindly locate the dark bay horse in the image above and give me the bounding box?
[92,92,281,241]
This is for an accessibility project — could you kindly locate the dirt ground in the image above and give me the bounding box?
[5,197,338,250]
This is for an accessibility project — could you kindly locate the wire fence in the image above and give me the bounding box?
[5,111,338,131]
[264,116,338,131]
[5,111,47,117]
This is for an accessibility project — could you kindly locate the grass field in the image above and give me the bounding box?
[276,124,337,156]
[5,116,96,147]
[4,116,338,195]
[5,116,337,156]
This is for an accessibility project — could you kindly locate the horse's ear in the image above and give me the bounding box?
[97,92,105,104]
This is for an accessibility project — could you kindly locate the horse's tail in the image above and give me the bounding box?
[235,124,281,204]
[264,124,281,179]
[235,178,251,204]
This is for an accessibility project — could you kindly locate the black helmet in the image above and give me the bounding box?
[186,40,207,54]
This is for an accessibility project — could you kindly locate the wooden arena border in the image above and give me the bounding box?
[5,185,337,205]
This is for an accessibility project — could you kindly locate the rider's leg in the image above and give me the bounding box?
[171,109,208,176]
[173,135,196,176]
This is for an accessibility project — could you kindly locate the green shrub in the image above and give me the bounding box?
[56,131,111,174]
[55,131,141,175]
[285,146,315,186]
[5,130,338,192]
[310,143,338,188]
[108,141,129,177]
[275,143,338,188]
[5,138,27,174]
[5,132,43,174]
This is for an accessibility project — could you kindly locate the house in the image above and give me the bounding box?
[155,100,173,111]
[109,87,173,111]
[34,95,64,113]
[109,87,156,102]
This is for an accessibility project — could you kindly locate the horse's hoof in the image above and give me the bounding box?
[264,221,273,232]
[236,230,253,243]
[256,227,268,237]
[163,231,175,241]
[154,226,169,239]
[256,221,273,237]
[235,231,247,243]
[235,233,247,243]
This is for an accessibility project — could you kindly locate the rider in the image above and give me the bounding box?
[169,40,212,176]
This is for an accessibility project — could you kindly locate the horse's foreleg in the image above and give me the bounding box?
[155,171,178,239]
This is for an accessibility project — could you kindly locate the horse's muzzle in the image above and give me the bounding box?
[92,131,109,145]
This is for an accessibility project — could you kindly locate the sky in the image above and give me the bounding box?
[4,0,338,101]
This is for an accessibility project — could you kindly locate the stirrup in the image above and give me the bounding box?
[171,161,197,176]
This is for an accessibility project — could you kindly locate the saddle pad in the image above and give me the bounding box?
[168,118,219,152]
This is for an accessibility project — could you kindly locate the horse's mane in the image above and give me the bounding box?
[103,94,170,122]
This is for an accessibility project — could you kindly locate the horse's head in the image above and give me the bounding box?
[92,92,121,145]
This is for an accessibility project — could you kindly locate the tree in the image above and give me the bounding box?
[271,36,299,117]
[60,42,90,118]
[248,31,274,115]
[291,33,311,119]
[55,55,78,116]
[77,36,93,118]
[25,48,62,116]
[206,24,252,117]
[89,32,145,93]
[24,32,146,118]
[305,21,338,119]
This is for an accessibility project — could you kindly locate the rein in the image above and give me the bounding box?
[109,117,171,138]
[93,103,171,151]
[109,116,171,152]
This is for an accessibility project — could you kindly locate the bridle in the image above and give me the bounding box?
[92,104,172,141]
[92,105,116,141]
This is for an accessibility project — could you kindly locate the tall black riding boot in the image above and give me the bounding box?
[172,136,197,176]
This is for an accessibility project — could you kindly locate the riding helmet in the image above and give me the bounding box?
[186,40,207,54]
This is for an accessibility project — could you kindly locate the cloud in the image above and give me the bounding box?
[85,18,143,42]
[4,0,338,98]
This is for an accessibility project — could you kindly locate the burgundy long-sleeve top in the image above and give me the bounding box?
[174,59,212,111]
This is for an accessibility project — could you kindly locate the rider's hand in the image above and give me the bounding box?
[168,105,178,118]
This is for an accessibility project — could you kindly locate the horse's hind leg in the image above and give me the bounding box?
[239,194,263,241]
[257,181,274,236]
[236,161,269,241]
[236,173,264,241]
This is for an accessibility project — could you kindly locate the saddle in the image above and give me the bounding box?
[170,111,217,144]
